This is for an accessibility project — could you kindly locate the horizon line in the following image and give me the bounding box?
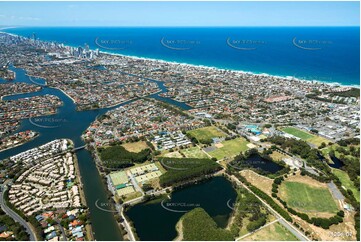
[2,25,360,28]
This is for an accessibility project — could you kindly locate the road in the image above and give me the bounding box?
[227,174,310,241]
[0,185,37,241]
[54,218,67,241]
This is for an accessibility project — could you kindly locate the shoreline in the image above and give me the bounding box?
[0,29,359,89]
[0,132,39,153]
[51,86,76,103]
[174,218,184,241]
[101,50,360,89]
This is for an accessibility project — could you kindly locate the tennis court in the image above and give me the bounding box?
[109,170,128,186]
[135,171,162,183]
[130,163,158,176]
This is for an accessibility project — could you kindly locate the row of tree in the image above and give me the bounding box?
[159,157,221,187]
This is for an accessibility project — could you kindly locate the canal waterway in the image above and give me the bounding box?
[0,65,189,240]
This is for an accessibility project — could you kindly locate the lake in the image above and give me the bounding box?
[125,176,237,241]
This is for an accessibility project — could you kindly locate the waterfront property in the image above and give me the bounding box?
[6,139,88,240]
[0,130,38,152]
[0,94,63,134]
[8,140,83,212]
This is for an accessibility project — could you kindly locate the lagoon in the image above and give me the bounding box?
[126,176,237,241]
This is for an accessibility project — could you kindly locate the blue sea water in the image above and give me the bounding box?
[3,27,360,86]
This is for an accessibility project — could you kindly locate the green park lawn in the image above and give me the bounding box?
[187,126,226,143]
[332,168,360,202]
[241,222,299,241]
[279,181,339,214]
[181,147,209,159]
[208,138,249,160]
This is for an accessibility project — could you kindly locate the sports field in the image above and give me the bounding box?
[207,137,249,160]
[109,170,128,186]
[281,127,329,146]
[122,141,149,153]
[241,222,299,241]
[282,127,313,140]
[181,147,209,158]
[279,181,339,214]
[332,168,360,202]
[187,126,226,143]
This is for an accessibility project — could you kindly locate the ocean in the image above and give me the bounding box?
[3,26,360,86]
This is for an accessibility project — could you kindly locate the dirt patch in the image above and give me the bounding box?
[240,169,273,196]
[246,143,257,149]
[285,173,328,189]
[215,143,224,148]
[122,141,149,153]
[163,151,183,158]
[292,211,356,241]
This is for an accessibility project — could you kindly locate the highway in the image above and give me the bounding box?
[0,185,37,241]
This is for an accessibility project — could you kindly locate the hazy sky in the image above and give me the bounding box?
[0,1,359,27]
